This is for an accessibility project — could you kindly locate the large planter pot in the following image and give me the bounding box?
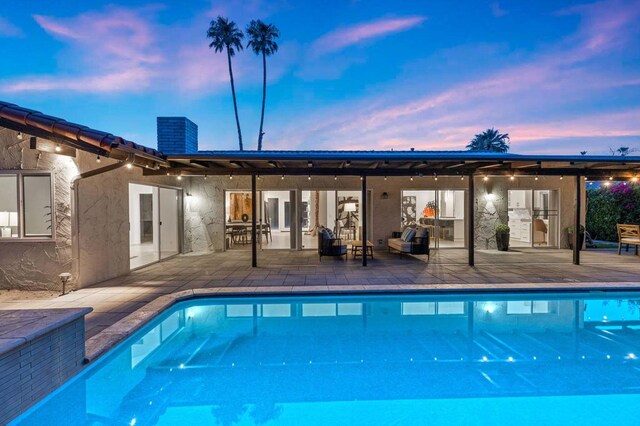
[496,232,510,251]
[568,233,584,250]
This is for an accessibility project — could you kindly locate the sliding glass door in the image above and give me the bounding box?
[129,184,181,269]
[401,189,466,248]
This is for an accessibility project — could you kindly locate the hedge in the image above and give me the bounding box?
[586,183,640,242]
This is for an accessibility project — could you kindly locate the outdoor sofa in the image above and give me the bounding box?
[388,225,430,257]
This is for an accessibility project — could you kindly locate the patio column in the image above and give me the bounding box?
[573,175,581,265]
[467,174,475,266]
[251,174,257,268]
[361,175,368,267]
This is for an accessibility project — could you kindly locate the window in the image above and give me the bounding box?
[401,302,465,316]
[0,172,53,239]
[506,300,551,314]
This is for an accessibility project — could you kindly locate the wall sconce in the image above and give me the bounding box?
[381,192,389,199]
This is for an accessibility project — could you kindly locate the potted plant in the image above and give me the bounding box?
[567,225,585,250]
[496,224,510,251]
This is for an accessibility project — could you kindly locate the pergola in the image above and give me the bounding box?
[149,151,640,268]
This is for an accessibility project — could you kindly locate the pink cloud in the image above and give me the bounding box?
[0,68,153,94]
[311,16,426,55]
[0,16,23,37]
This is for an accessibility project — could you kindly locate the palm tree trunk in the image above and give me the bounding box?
[227,48,243,151]
[258,51,267,151]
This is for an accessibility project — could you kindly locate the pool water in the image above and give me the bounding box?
[12,293,640,425]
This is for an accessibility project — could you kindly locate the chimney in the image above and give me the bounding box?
[157,117,198,154]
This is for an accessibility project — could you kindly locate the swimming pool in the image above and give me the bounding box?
[12,292,640,425]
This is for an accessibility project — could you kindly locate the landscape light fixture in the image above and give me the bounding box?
[126,162,133,169]
[55,144,61,152]
[410,176,414,181]
[177,175,182,181]
[334,175,337,180]
[308,175,311,180]
[281,175,285,180]
[510,174,515,181]
[384,176,387,181]
[229,174,233,180]
[204,175,207,180]
[16,132,23,140]
[560,176,564,180]
[96,155,101,163]
[535,175,539,181]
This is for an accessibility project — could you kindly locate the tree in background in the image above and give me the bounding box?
[466,128,510,152]
[586,183,640,241]
[246,20,280,151]
[208,17,245,150]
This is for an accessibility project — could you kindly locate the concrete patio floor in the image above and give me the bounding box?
[1,247,639,340]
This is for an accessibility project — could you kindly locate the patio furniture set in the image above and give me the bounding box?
[617,224,640,255]
[318,224,430,261]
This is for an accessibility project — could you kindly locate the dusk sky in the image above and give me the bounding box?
[1,0,639,154]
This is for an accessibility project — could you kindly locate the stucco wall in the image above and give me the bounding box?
[0,130,76,290]
[0,129,188,291]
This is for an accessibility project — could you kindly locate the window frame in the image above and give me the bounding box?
[0,170,55,242]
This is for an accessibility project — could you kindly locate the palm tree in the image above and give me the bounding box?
[208,17,245,151]
[246,20,279,151]
[466,128,510,152]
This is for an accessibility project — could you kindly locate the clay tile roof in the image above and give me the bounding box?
[0,100,165,159]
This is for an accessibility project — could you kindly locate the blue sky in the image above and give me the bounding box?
[1,0,639,154]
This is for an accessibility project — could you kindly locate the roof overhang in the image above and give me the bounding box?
[149,151,640,180]
[0,100,169,169]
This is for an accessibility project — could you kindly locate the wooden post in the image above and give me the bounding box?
[251,174,257,268]
[467,175,475,266]
[362,175,368,267]
[573,175,581,265]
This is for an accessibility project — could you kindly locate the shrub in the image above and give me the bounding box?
[495,224,510,234]
[586,183,640,241]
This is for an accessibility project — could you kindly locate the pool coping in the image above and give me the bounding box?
[83,281,640,362]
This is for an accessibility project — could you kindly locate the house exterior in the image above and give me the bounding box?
[1,100,638,291]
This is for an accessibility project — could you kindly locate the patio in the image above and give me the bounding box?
[1,248,639,340]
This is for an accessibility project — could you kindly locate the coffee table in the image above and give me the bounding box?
[351,240,374,259]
